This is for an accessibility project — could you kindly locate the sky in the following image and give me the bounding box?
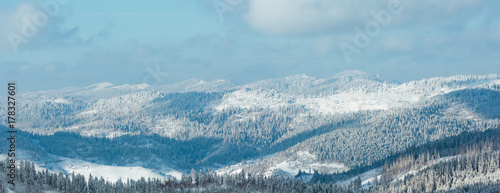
[1,0,500,91]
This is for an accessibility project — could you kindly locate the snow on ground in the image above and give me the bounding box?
[111,83,150,90]
[216,157,262,176]
[212,84,428,115]
[57,157,168,182]
[336,168,382,188]
[392,155,460,183]
[230,169,243,175]
[262,151,347,178]
[158,165,185,180]
[1,153,183,182]
[387,154,500,191]
[0,152,54,173]
[214,89,290,111]
[43,98,72,104]
[298,91,421,115]
[84,82,114,91]
[213,74,500,115]
[444,103,480,120]
[150,116,198,138]
[79,91,161,117]
[214,152,345,179]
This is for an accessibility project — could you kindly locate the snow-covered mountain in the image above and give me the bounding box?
[156,78,238,93]
[1,71,500,183]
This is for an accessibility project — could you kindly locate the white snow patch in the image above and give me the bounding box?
[112,83,150,90]
[230,169,243,175]
[392,155,460,183]
[214,89,290,111]
[58,157,166,182]
[85,82,114,91]
[336,168,382,188]
[264,151,347,178]
[44,98,71,104]
[1,153,184,182]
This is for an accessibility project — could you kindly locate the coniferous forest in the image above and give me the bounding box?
[2,136,500,192]
[1,73,500,192]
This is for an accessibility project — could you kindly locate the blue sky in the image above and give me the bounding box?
[1,0,499,91]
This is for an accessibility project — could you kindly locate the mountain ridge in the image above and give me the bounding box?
[1,71,500,184]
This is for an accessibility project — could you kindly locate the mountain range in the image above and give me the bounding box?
[1,70,500,188]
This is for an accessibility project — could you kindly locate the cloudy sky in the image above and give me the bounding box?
[1,0,499,91]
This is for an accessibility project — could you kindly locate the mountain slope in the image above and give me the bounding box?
[1,71,499,181]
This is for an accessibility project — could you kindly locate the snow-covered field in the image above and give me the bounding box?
[336,168,382,188]
[216,151,347,179]
[264,151,347,177]
[0,153,183,182]
[57,157,168,182]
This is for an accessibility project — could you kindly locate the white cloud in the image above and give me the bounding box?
[0,1,40,52]
[244,0,484,35]
[0,0,83,53]
[244,0,363,34]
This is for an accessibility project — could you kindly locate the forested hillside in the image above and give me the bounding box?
[2,131,500,192]
[1,71,500,192]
